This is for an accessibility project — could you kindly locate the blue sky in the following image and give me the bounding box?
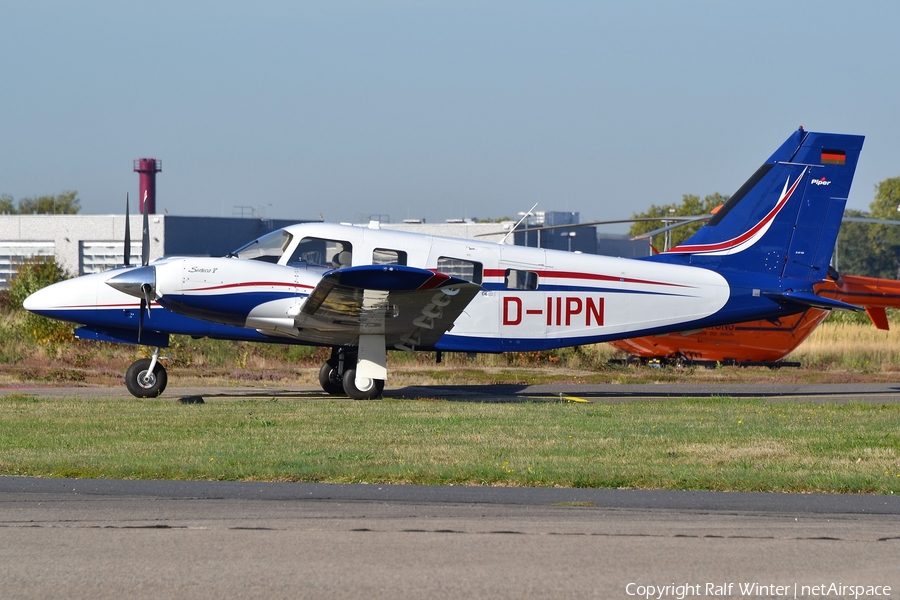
[2,1,898,231]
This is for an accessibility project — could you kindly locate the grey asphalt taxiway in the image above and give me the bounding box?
[6,381,900,404]
[2,382,900,598]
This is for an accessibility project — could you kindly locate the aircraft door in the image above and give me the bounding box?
[498,247,547,341]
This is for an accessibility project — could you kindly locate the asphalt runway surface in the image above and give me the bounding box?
[2,382,900,598]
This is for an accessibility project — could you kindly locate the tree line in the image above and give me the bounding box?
[0,191,81,215]
[629,176,900,279]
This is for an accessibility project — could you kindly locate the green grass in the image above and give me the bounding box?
[1,394,898,494]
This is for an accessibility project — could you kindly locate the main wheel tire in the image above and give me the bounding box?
[318,362,344,395]
[125,358,168,398]
[341,368,384,400]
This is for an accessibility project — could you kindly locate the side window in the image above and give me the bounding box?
[373,248,408,265]
[505,269,538,290]
[437,257,483,284]
[288,237,352,269]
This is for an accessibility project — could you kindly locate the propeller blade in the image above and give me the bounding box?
[124,193,131,267]
[141,190,150,267]
[106,264,156,346]
[141,283,153,319]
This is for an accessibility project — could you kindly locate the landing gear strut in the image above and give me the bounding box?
[124,347,168,398]
[318,347,384,399]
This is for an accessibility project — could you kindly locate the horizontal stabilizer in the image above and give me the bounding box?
[764,291,862,312]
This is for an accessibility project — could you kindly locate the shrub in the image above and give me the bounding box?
[824,307,900,327]
[7,257,73,347]
[0,288,12,312]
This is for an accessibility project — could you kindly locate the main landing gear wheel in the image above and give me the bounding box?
[341,368,385,400]
[125,358,168,398]
[318,362,344,395]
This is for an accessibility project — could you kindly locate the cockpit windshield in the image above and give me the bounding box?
[228,230,293,264]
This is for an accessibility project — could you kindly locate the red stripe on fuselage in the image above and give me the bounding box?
[183,281,315,292]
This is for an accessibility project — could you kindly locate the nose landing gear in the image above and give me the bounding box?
[124,347,168,398]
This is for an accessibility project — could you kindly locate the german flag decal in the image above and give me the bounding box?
[821,149,846,165]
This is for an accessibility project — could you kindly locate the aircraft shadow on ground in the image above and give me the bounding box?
[185,385,900,404]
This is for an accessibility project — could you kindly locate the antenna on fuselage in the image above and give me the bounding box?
[501,202,539,245]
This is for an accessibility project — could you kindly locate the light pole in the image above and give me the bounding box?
[563,231,576,252]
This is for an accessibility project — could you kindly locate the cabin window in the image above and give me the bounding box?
[288,237,352,269]
[373,248,407,265]
[230,230,293,264]
[437,257,483,284]
[505,269,538,290]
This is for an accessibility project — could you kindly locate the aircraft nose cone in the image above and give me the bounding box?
[106,266,156,299]
[22,285,54,313]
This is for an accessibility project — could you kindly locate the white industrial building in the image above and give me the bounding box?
[0,214,162,284]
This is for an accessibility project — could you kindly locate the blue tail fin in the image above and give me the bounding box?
[652,128,864,283]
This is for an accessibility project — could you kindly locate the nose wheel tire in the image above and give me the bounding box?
[341,368,384,400]
[125,358,168,398]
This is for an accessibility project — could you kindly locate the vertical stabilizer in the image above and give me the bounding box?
[653,128,864,285]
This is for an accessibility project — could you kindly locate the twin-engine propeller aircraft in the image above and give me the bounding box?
[24,128,865,398]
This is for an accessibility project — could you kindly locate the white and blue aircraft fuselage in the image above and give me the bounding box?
[24,128,865,398]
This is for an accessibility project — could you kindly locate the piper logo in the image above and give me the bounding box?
[810,177,831,186]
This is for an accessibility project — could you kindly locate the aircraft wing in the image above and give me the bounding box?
[292,265,481,349]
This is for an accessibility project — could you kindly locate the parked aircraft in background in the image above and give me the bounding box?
[609,272,900,365]
[24,128,864,398]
